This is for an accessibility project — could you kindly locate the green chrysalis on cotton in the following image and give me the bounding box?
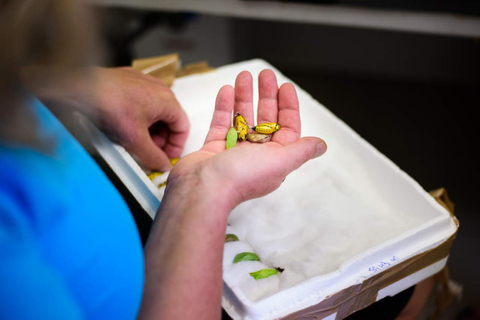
[225,234,239,243]
[249,269,278,280]
[233,252,260,263]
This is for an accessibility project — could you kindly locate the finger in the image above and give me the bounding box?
[273,83,301,145]
[280,137,327,176]
[129,131,172,171]
[163,113,190,158]
[233,71,254,126]
[257,69,278,124]
[205,85,234,144]
[149,120,189,159]
[151,100,190,158]
[163,127,190,158]
[150,122,168,148]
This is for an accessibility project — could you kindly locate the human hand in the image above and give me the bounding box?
[166,69,327,209]
[94,67,189,171]
[23,66,189,171]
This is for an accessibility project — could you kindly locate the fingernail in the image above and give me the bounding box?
[314,141,327,158]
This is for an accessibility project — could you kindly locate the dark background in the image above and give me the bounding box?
[92,3,480,318]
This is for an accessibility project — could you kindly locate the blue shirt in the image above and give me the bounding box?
[0,98,144,319]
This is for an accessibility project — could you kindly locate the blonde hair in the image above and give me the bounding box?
[0,0,96,146]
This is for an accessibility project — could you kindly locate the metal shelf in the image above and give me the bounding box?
[91,0,480,37]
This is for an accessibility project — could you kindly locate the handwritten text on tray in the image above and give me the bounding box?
[368,256,399,273]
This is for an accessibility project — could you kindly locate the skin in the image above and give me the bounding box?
[138,69,327,319]
[94,67,189,171]
[24,66,189,172]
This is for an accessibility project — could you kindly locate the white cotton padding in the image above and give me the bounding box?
[230,261,280,301]
[223,241,255,271]
[223,240,282,301]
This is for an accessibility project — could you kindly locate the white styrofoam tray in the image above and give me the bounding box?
[80,59,457,319]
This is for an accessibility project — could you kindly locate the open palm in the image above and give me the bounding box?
[167,69,327,208]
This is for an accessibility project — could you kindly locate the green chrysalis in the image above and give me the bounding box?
[226,127,238,149]
[233,252,260,263]
[225,234,239,243]
[249,269,278,280]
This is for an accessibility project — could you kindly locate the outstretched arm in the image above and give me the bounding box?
[138,70,327,319]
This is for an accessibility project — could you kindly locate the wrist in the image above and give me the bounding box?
[161,170,236,218]
[161,176,235,219]
[148,171,233,256]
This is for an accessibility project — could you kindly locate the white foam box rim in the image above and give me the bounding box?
[77,59,457,319]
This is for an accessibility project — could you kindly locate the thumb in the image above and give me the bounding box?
[282,137,327,175]
[128,131,172,172]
